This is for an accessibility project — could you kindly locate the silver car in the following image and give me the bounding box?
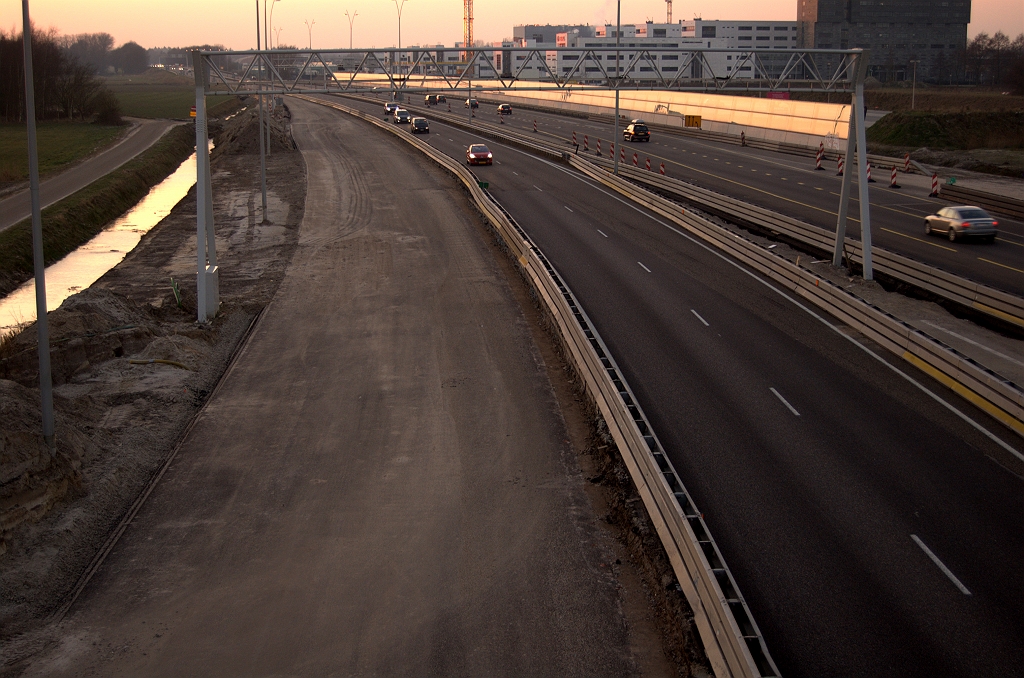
[924,206,998,243]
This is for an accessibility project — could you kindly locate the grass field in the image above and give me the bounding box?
[0,122,126,183]
[103,68,235,119]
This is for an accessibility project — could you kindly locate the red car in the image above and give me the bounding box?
[467,143,492,165]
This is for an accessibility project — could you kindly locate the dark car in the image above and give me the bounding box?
[424,94,438,105]
[497,103,512,115]
[392,109,412,124]
[410,117,430,134]
[467,143,492,165]
[465,98,479,109]
[437,95,447,103]
[623,121,650,142]
[384,102,400,115]
[924,205,998,243]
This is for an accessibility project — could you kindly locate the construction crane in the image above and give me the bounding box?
[666,0,672,23]
[464,0,473,58]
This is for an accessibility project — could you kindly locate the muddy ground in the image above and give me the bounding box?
[1,103,305,656]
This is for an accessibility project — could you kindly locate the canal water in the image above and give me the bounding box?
[0,152,198,335]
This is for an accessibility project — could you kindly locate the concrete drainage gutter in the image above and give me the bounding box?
[297,94,781,678]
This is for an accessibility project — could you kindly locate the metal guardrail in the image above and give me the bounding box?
[298,94,780,678]
[939,184,1024,221]
[593,161,1024,330]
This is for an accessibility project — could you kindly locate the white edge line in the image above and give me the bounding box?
[511,150,1023,463]
[533,185,543,191]
[770,387,801,416]
[597,229,609,238]
[691,309,710,326]
[910,534,972,595]
[638,262,652,273]
[565,205,573,212]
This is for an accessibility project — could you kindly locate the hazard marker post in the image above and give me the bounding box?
[929,174,940,197]
[889,166,901,189]
[815,142,824,170]
[867,162,875,183]
[645,157,651,171]
[632,152,638,167]
[584,135,589,152]
[836,155,845,176]
[659,162,666,175]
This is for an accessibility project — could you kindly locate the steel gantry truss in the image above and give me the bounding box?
[190,47,874,323]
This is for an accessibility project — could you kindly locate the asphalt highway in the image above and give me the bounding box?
[332,95,1023,678]
[466,101,1024,296]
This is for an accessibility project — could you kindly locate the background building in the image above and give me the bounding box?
[797,0,971,82]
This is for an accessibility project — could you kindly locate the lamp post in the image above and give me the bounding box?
[273,27,283,48]
[345,10,358,49]
[305,19,315,49]
[613,0,621,175]
[391,0,409,50]
[910,59,919,110]
[254,0,267,213]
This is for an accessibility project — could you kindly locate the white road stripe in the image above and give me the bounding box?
[691,309,710,326]
[497,145,1024,460]
[770,388,800,416]
[513,171,519,176]
[638,262,651,273]
[911,535,972,595]
[534,185,543,191]
[565,206,573,213]
[597,229,609,238]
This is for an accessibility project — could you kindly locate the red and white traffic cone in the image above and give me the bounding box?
[889,165,901,189]
[499,112,504,124]
[815,142,824,170]
[609,142,614,160]
[572,131,577,145]
[836,155,844,176]
[447,102,451,112]
[740,131,746,147]
[659,162,666,175]
[584,135,589,152]
[632,152,638,167]
[867,163,875,183]
[597,138,602,156]
[533,119,538,133]
[645,157,651,171]
[621,146,625,163]
[929,173,939,197]
[903,153,911,173]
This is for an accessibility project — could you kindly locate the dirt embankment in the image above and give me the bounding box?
[0,102,305,655]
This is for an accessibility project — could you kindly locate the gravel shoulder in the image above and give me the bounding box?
[2,100,696,676]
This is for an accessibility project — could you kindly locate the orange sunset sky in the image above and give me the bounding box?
[2,0,1020,51]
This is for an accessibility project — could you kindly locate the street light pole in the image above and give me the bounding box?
[255,0,268,215]
[21,0,56,455]
[305,19,315,49]
[345,10,358,49]
[613,0,621,175]
[910,59,919,110]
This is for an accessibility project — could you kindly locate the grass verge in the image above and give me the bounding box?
[0,123,196,299]
[0,122,127,183]
[114,91,235,119]
[866,110,1024,149]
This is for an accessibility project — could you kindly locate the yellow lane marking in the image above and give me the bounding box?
[903,352,1024,436]
[880,227,957,251]
[977,257,1024,274]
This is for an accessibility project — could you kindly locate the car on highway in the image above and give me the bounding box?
[466,143,492,165]
[384,101,400,116]
[924,205,998,243]
[392,109,412,124]
[465,98,479,109]
[623,121,650,142]
[424,94,438,105]
[497,103,512,115]
[410,117,430,134]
